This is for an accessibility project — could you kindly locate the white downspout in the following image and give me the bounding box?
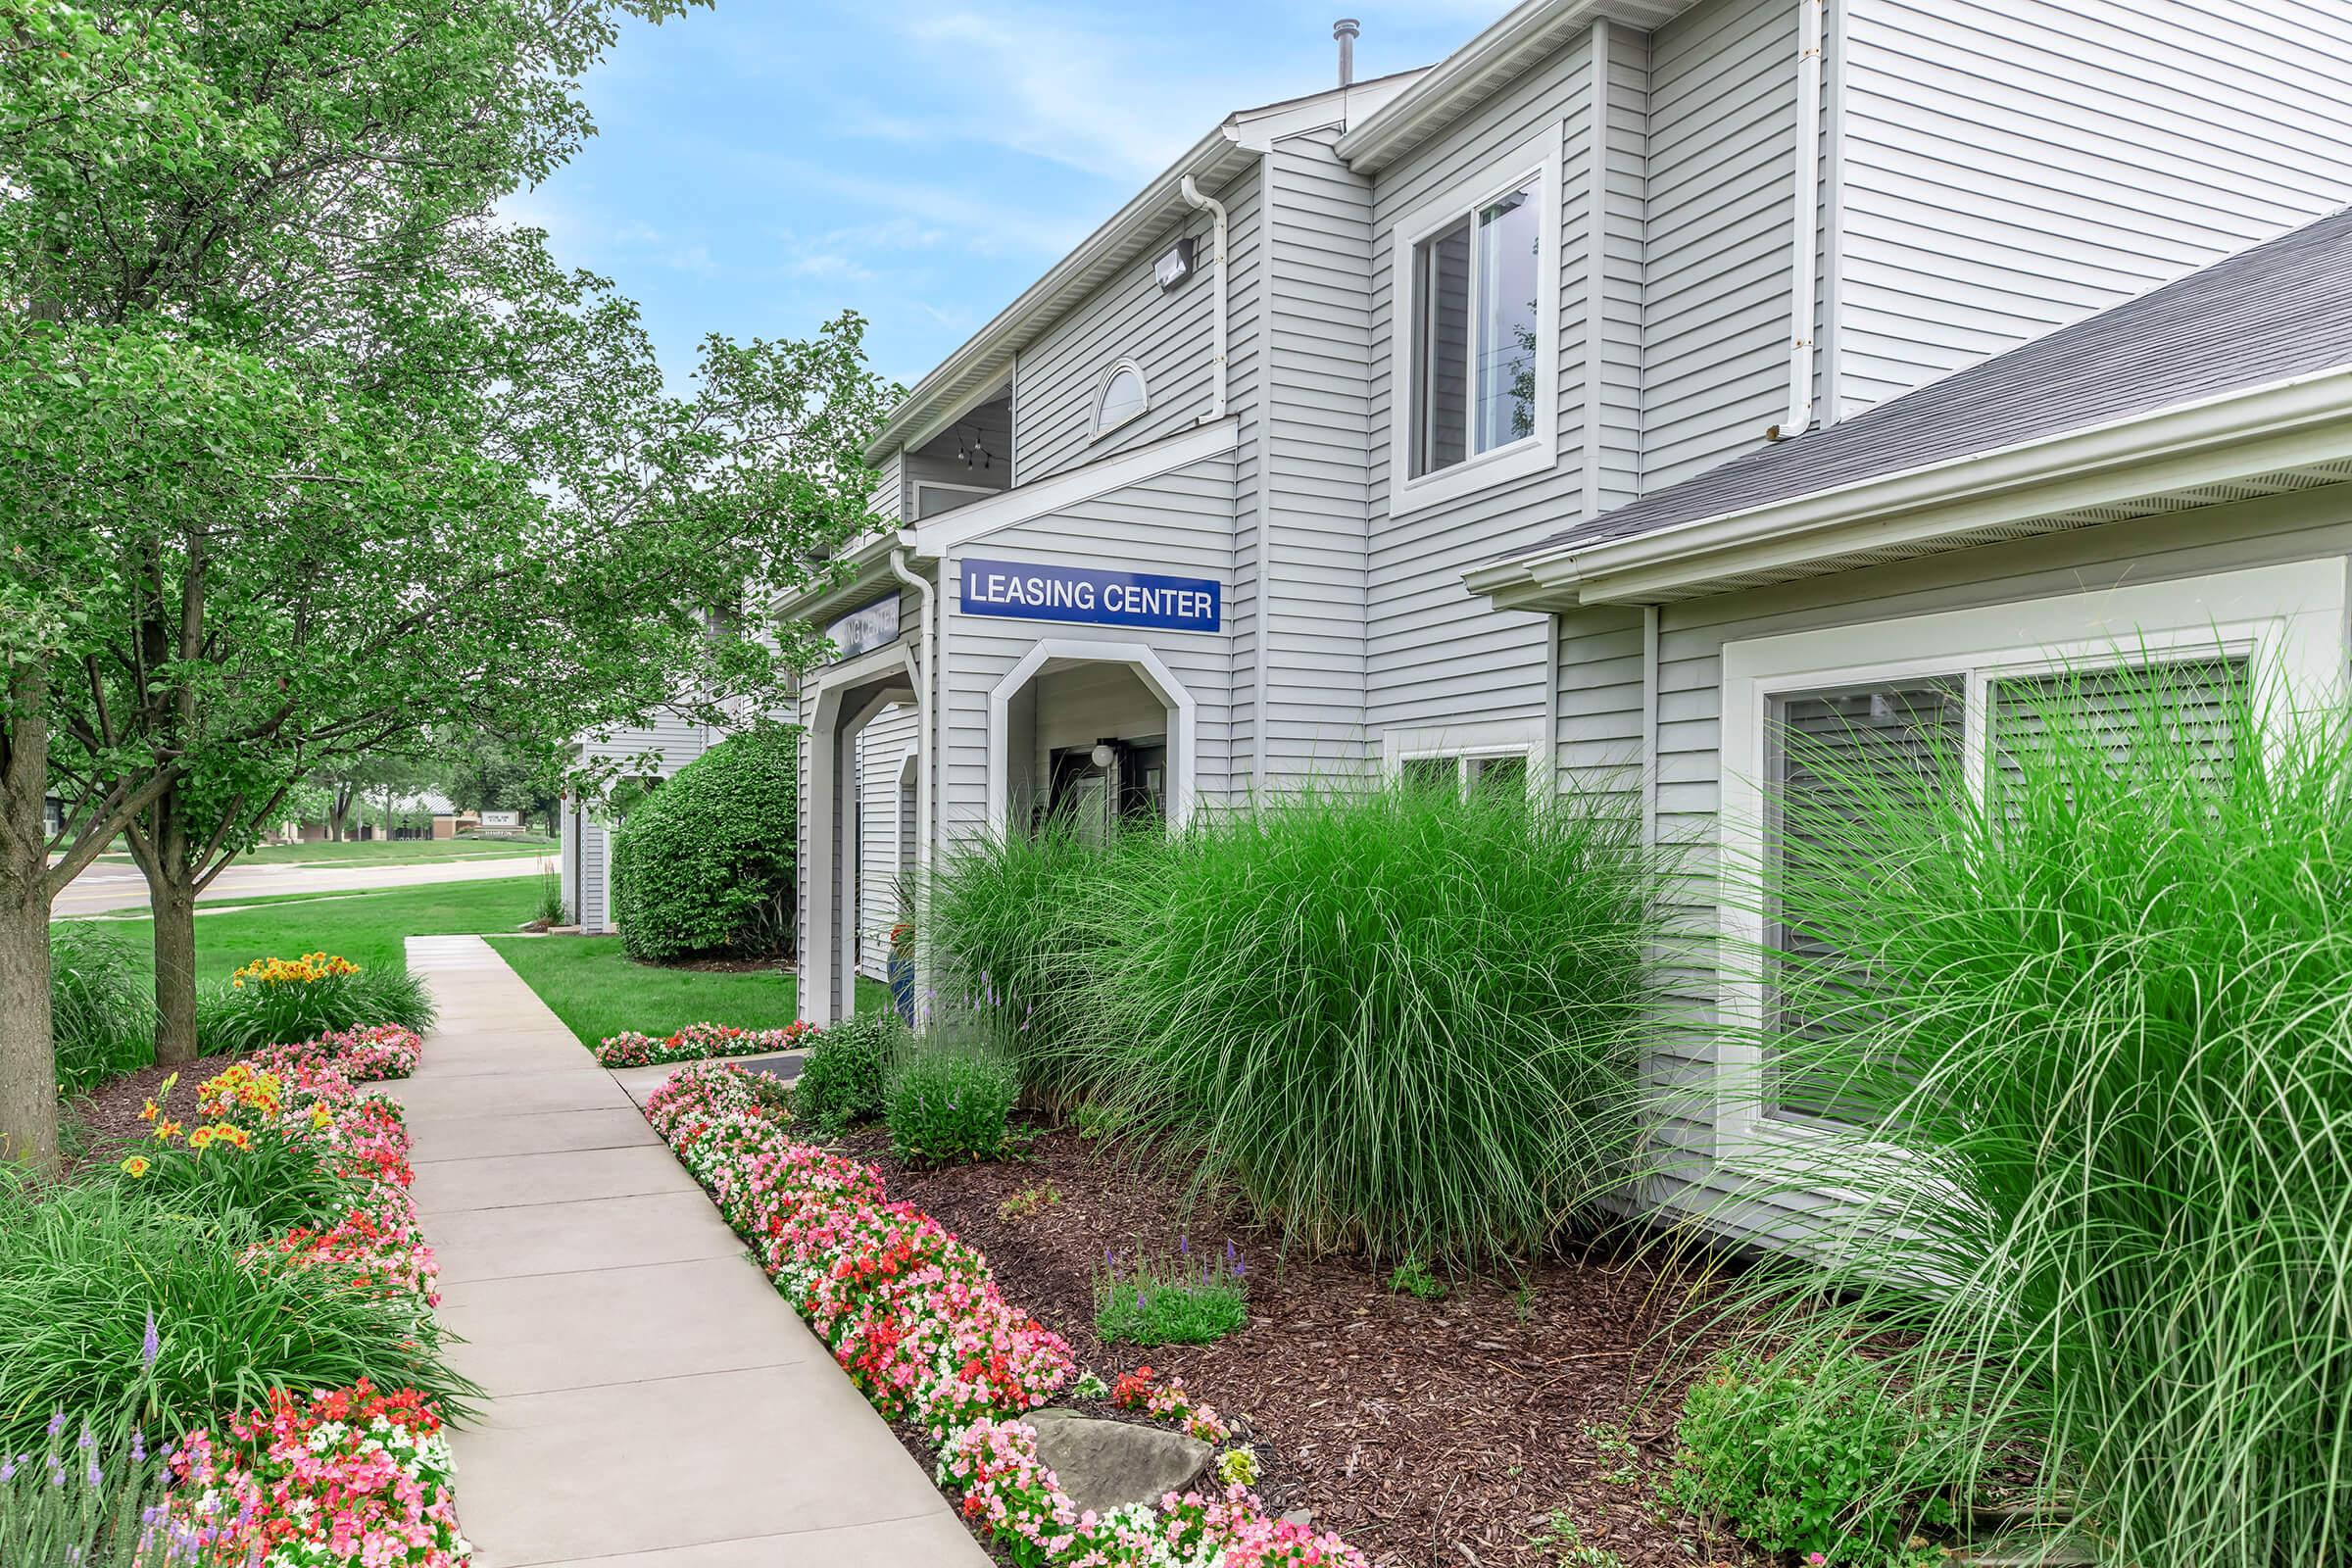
[1179,175,1229,423]
[1785,0,1826,436]
[887,545,934,887]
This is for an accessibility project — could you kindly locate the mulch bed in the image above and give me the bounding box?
[842,1118,1759,1568]
[62,1051,242,1178]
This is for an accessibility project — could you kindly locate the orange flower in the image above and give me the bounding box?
[153,1118,183,1142]
[119,1154,150,1178]
[139,1099,159,1122]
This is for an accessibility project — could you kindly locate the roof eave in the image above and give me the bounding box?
[1467,366,2352,611]
[1336,0,1695,175]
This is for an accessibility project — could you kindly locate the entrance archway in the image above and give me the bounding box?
[987,640,1197,836]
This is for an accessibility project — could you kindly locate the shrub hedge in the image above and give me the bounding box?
[793,1005,903,1133]
[612,723,801,962]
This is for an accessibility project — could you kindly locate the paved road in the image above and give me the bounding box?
[53,853,555,919]
[394,936,984,1567]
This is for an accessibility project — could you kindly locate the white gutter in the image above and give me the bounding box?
[1785,0,1826,436]
[1465,365,2352,606]
[1178,176,1229,423]
[886,547,935,893]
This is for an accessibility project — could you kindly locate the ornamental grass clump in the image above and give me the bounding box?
[1088,781,1670,1263]
[50,922,156,1090]
[923,819,1138,1094]
[1705,666,2352,1568]
[195,950,432,1053]
[0,1175,466,1450]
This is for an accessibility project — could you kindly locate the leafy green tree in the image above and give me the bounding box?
[0,0,895,1167]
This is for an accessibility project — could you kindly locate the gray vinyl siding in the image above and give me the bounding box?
[854,703,919,978]
[1554,605,1647,801]
[1641,0,1798,489]
[1011,164,1261,486]
[1363,27,1596,743]
[936,455,1240,839]
[1260,129,1373,784]
[1640,479,2352,1232]
[1833,0,2352,417]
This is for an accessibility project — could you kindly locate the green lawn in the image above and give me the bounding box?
[85,875,545,982]
[488,933,889,1051]
[227,835,556,867]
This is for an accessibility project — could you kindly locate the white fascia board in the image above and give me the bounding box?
[768,531,904,623]
[1465,366,2352,609]
[1336,0,1692,174]
[864,125,1256,466]
[905,418,1240,560]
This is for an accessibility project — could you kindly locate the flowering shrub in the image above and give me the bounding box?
[231,952,361,988]
[201,957,432,1053]
[595,1019,815,1068]
[645,1060,1370,1568]
[168,1382,468,1568]
[121,1024,470,1565]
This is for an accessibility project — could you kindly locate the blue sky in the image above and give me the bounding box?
[507,2,1497,393]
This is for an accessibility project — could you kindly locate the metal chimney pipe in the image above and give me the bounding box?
[1334,18,1359,87]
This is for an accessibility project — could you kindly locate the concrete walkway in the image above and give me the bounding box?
[393,936,987,1568]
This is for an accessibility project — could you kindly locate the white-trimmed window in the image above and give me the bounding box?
[912,480,996,520]
[1389,125,1562,515]
[1716,559,2351,1152]
[1092,360,1151,438]
[1383,717,1546,800]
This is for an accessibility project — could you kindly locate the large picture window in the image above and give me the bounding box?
[1389,128,1561,514]
[1715,559,2351,1152]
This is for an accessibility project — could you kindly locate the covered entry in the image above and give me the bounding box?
[803,641,919,1026]
[988,639,1197,836]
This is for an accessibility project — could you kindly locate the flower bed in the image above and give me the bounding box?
[131,1026,470,1566]
[643,1060,1368,1568]
[596,1018,817,1068]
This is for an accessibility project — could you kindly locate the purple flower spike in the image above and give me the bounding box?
[131,1431,146,1463]
[1,1456,17,1483]
[1179,1234,1189,1254]
[142,1309,160,1368]
[1136,1289,1147,1310]
[86,1460,102,1488]
[47,1410,65,1439]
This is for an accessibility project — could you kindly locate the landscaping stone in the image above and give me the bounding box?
[1023,1407,1211,1516]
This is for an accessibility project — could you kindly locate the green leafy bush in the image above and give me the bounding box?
[195,960,432,1053]
[793,1005,903,1133]
[612,723,800,961]
[1664,1348,1964,1566]
[1085,783,1669,1262]
[1095,1242,1249,1346]
[50,923,155,1090]
[0,1173,471,1449]
[1714,666,2352,1567]
[884,1039,1017,1165]
[0,1424,174,1568]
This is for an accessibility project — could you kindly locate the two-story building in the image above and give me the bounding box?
[783,0,2352,1225]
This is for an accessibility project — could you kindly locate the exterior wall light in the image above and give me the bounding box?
[1154,236,1196,292]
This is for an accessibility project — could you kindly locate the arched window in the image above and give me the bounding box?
[1093,360,1150,436]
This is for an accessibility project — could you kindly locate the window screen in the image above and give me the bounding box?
[1988,657,2247,789]
[1764,677,1966,1124]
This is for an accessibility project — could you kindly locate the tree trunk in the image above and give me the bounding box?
[131,785,202,1067]
[0,665,58,1172]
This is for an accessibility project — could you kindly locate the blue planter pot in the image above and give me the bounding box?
[888,953,915,1026]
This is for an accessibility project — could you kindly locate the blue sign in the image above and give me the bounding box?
[961,557,1221,633]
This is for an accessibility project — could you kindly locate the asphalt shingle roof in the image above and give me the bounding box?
[1501,203,2352,564]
